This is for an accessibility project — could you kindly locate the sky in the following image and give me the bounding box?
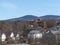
[0,0,60,20]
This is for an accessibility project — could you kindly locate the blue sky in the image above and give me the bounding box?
[0,0,60,20]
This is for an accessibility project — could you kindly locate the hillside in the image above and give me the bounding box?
[0,15,60,21]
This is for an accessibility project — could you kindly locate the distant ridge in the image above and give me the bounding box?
[19,15,38,21]
[40,15,60,20]
[0,15,60,21]
[6,15,38,21]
